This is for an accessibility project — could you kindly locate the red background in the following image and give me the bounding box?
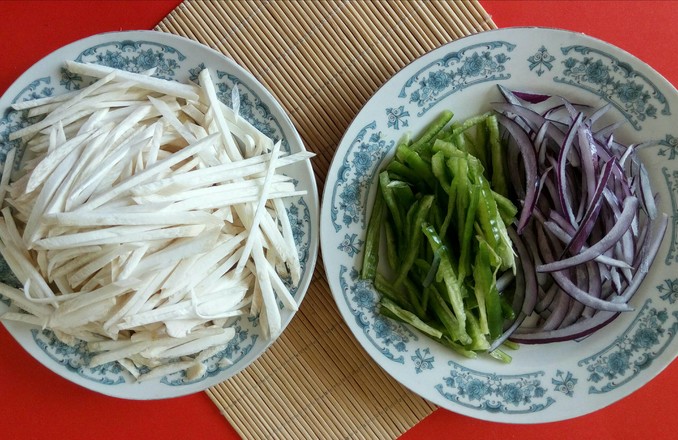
[1,1,676,439]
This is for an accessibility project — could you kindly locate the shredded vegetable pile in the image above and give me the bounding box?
[361,86,667,361]
[361,110,520,361]
[493,86,667,345]
[0,62,311,381]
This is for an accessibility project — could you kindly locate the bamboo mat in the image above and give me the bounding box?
[156,1,496,438]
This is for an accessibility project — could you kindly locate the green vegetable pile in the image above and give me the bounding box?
[361,110,519,361]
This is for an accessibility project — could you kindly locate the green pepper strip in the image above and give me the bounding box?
[421,223,469,342]
[403,277,428,320]
[449,112,492,138]
[469,118,489,172]
[380,298,443,340]
[431,151,451,193]
[465,311,490,351]
[384,219,400,271]
[475,239,503,340]
[430,286,472,346]
[375,272,411,310]
[437,337,478,359]
[458,182,480,281]
[386,161,423,189]
[394,195,434,286]
[469,159,516,272]
[389,180,415,211]
[431,139,466,159]
[500,294,516,321]
[379,171,403,235]
[395,144,437,190]
[487,114,509,197]
[492,190,518,225]
[410,110,454,155]
[360,183,384,280]
[488,347,512,363]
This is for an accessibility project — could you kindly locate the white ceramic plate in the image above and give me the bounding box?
[0,30,319,399]
[320,27,678,423]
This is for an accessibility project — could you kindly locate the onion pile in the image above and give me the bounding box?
[490,86,668,346]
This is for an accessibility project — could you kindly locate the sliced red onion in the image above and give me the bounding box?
[538,197,638,273]
[564,158,616,254]
[491,88,667,345]
[495,113,538,234]
[510,310,619,344]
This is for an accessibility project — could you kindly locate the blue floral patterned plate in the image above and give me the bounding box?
[320,27,678,423]
[0,31,319,399]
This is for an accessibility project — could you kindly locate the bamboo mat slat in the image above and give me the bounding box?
[156,1,496,438]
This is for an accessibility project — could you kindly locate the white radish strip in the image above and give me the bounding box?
[77,108,110,135]
[250,237,281,337]
[190,248,245,299]
[46,245,103,279]
[48,296,114,330]
[34,224,205,250]
[129,228,219,276]
[89,339,156,368]
[181,104,206,125]
[0,148,16,206]
[199,69,242,161]
[172,156,202,175]
[118,302,194,329]
[52,276,73,295]
[10,105,92,141]
[66,132,152,209]
[131,157,273,195]
[76,133,219,210]
[159,233,246,300]
[192,287,250,319]
[0,242,54,299]
[45,72,117,118]
[19,289,82,304]
[259,209,296,264]
[162,188,304,212]
[0,283,51,317]
[218,101,274,153]
[267,263,298,311]
[129,151,310,195]
[102,267,172,333]
[236,140,282,274]
[25,128,97,194]
[146,121,163,166]
[153,329,235,359]
[65,61,200,101]
[67,245,135,287]
[43,128,122,215]
[274,197,301,284]
[11,67,158,113]
[148,96,197,143]
[57,281,137,315]
[44,210,221,227]
[0,209,31,260]
[0,312,46,327]
[117,245,148,281]
[11,89,81,111]
[133,175,292,204]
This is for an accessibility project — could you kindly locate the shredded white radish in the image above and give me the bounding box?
[0,62,312,381]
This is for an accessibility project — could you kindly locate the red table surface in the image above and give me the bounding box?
[1,1,676,439]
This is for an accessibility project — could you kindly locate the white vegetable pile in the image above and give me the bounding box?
[0,61,312,381]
